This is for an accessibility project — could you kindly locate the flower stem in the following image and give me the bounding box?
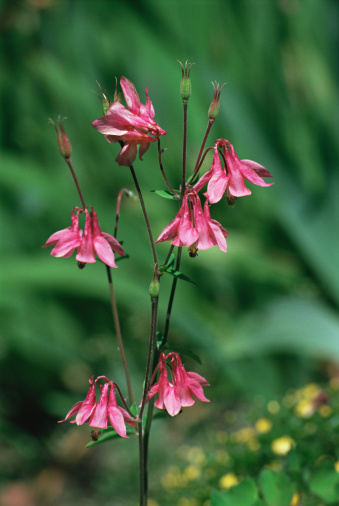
[105,265,134,405]
[65,158,86,209]
[157,139,178,197]
[129,165,158,266]
[190,119,214,182]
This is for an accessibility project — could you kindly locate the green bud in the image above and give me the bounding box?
[149,278,160,299]
[208,82,226,121]
[178,60,194,103]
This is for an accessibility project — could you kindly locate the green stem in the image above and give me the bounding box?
[106,266,134,404]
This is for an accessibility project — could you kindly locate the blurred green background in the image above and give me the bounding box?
[0,0,338,504]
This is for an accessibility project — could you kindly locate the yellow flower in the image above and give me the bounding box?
[255,418,272,434]
[219,473,239,490]
[271,436,295,456]
[335,460,339,473]
[289,492,300,506]
[183,465,201,481]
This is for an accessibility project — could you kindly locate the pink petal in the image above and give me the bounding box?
[116,142,138,166]
[88,382,109,429]
[239,159,274,187]
[58,401,82,423]
[108,406,128,438]
[120,76,141,115]
[164,384,182,416]
[207,171,229,204]
[93,236,117,268]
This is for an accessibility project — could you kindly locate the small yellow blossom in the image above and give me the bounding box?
[186,447,206,466]
[295,399,314,418]
[147,500,159,506]
[255,418,272,434]
[233,427,256,443]
[177,499,198,506]
[334,460,339,473]
[330,377,339,390]
[271,436,295,456]
[219,473,239,490]
[319,405,332,418]
[289,492,300,506]
[183,465,201,481]
[267,400,280,414]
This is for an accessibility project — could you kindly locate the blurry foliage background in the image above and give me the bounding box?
[0,0,338,504]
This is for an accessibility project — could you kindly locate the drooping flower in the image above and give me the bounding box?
[59,376,97,426]
[43,207,125,268]
[146,352,210,416]
[92,76,166,166]
[59,376,136,438]
[194,139,273,202]
[156,189,227,256]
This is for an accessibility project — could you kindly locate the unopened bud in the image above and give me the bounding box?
[149,278,160,299]
[208,82,226,120]
[49,117,72,159]
[178,60,194,103]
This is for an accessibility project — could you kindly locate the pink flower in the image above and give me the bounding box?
[146,352,210,416]
[43,207,125,268]
[59,377,136,438]
[194,139,273,202]
[59,376,97,426]
[156,189,227,256]
[92,76,166,166]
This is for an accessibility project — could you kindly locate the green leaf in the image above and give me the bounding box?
[129,403,138,417]
[210,479,259,506]
[151,189,175,199]
[164,267,197,286]
[309,458,339,503]
[86,427,135,447]
[259,469,296,506]
[162,342,202,364]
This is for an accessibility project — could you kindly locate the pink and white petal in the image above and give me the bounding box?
[193,170,212,193]
[207,172,229,204]
[119,407,136,427]
[138,142,151,161]
[156,217,181,243]
[58,401,82,422]
[101,233,125,256]
[239,160,274,187]
[76,236,96,263]
[120,76,141,115]
[88,384,109,429]
[116,142,137,167]
[187,371,210,386]
[187,380,210,402]
[108,406,128,438]
[75,402,96,425]
[209,222,228,253]
[164,384,182,416]
[241,160,273,178]
[43,228,72,248]
[50,236,82,258]
[93,236,117,268]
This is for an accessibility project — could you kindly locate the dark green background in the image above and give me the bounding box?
[0,0,338,504]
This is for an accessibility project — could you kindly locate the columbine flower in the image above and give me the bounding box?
[59,376,136,438]
[194,139,273,202]
[156,189,227,256]
[146,352,210,416]
[43,207,125,268]
[92,76,166,167]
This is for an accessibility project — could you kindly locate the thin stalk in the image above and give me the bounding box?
[157,139,178,196]
[190,119,214,183]
[162,247,182,346]
[137,419,146,506]
[129,165,158,266]
[106,265,134,404]
[181,103,188,195]
[65,158,86,209]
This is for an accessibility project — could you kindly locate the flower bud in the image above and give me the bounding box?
[178,60,194,103]
[49,117,72,159]
[208,82,225,121]
[149,278,160,299]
